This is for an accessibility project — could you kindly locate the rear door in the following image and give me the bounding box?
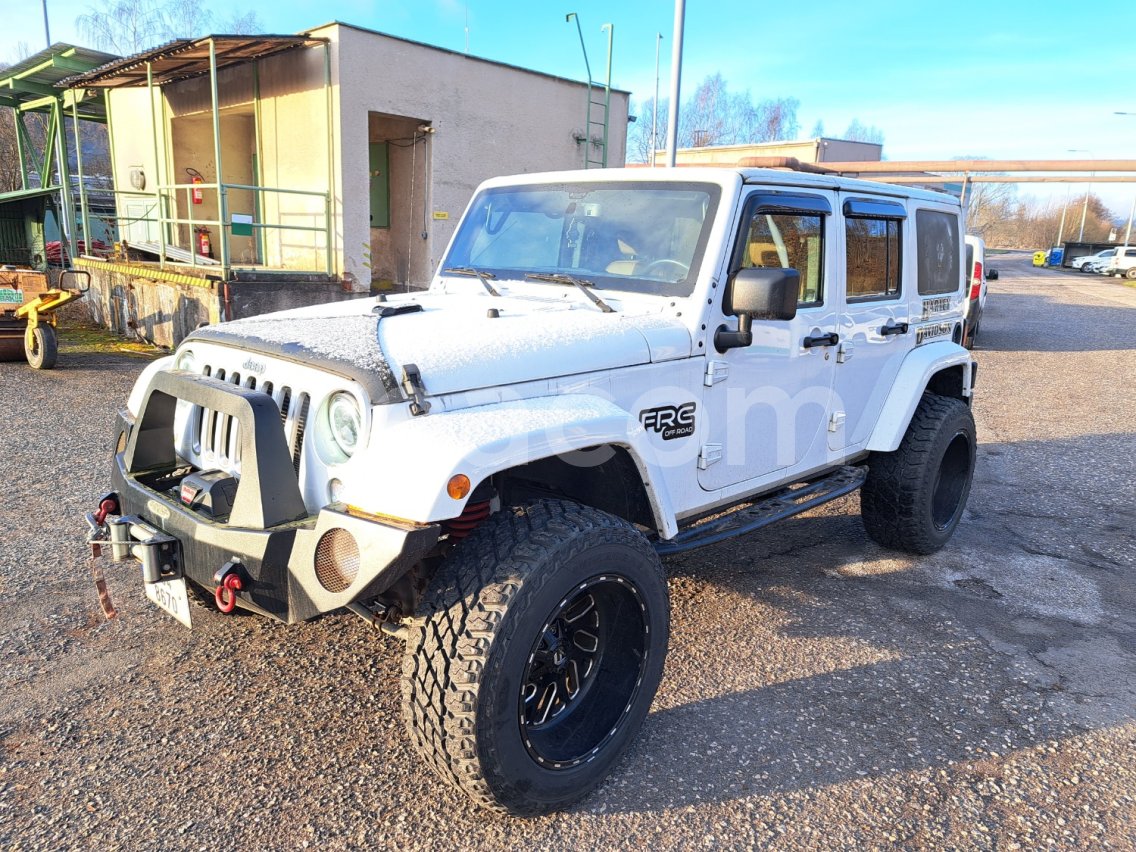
[827,195,917,452]
[698,189,838,492]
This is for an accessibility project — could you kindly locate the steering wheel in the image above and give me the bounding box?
[642,258,690,280]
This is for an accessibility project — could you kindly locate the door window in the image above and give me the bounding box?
[846,217,901,300]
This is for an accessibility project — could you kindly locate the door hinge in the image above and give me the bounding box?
[836,341,854,363]
[698,443,723,469]
[704,360,729,387]
[828,411,846,433]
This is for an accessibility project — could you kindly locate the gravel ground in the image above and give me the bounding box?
[1,255,1134,849]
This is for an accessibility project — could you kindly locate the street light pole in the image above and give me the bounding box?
[1068,148,1095,242]
[651,32,662,167]
[664,0,685,167]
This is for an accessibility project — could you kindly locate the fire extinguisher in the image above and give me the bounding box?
[195,226,212,258]
[187,167,204,205]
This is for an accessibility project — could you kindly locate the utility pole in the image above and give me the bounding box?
[651,32,662,167]
[664,0,685,167]
[41,0,51,47]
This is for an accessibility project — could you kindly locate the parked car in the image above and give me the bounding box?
[1070,248,1116,271]
[1101,246,1136,278]
[962,235,988,348]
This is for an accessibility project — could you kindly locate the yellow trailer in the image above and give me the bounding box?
[0,270,89,369]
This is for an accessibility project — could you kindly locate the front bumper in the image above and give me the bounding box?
[105,369,439,623]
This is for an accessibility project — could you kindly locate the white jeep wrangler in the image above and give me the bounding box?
[89,167,977,815]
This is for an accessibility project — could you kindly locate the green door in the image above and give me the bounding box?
[369,142,390,228]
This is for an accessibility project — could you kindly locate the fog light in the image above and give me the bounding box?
[314,528,360,593]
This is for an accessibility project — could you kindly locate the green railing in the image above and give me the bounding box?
[102,182,333,279]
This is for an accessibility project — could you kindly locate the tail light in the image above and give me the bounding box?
[969,261,983,300]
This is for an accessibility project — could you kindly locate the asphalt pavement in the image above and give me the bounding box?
[1,253,1133,849]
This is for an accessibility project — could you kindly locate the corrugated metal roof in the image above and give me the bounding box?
[59,35,326,89]
[0,43,119,118]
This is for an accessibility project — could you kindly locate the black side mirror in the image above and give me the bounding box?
[987,268,999,280]
[715,267,799,352]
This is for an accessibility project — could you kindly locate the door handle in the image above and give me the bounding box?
[880,322,909,337]
[802,332,839,348]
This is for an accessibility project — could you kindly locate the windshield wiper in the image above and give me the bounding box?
[525,273,615,313]
[443,266,501,297]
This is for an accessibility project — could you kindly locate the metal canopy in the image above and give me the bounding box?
[1,43,118,120]
[60,35,326,90]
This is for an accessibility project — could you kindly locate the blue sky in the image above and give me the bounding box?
[11,0,1136,215]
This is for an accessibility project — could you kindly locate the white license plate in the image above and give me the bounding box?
[144,577,192,628]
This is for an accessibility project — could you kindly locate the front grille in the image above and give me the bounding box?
[189,364,310,479]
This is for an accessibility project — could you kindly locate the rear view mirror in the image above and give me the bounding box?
[987,268,999,280]
[715,267,799,352]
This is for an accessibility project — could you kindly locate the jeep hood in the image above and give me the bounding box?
[187,292,691,401]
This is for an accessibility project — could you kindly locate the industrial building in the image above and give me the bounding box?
[60,22,629,345]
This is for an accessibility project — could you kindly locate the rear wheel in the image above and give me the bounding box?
[861,393,976,554]
[1126,268,1136,280]
[402,499,669,815]
[25,325,57,370]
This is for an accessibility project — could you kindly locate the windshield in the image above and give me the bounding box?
[443,181,721,297]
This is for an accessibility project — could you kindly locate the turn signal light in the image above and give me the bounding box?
[447,474,472,500]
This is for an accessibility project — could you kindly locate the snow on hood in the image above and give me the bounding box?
[189,291,691,400]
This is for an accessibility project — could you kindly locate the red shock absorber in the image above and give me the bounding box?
[444,500,492,540]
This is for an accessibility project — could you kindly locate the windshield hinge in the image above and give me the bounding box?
[401,364,431,416]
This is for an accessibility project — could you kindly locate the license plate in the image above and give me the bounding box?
[144,577,192,628]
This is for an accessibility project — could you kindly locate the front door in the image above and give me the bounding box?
[698,190,838,493]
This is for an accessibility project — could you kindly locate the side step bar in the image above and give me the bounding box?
[654,466,867,556]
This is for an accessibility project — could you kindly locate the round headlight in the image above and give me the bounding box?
[328,392,362,457]
[175,348,198,373]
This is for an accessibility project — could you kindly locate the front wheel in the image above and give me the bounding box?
[860,393,976,554]
[402,499,669,815]
[26,325,57,370]
[1126,268,1136,280]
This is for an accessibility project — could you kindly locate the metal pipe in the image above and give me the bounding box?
[71,95,90,259]
[146,62,165,265]
[324,41,334,279]
[651,32,662,167]
[601,23,612,168]
[665,0,685,167]
[820,158,1136,173]
[1123,195,1135,249]
[53,100,78,265]
[12,110,27,191]
[41,0,50,48]
[208,39,229,282]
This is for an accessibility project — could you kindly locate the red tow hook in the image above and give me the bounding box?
[93,495,119,526]
[213,560,246,614]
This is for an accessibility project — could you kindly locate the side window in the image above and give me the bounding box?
[846,217,901,300]
[740,212,825,306]
[915,210,961,295]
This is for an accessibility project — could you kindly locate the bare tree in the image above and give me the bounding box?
[843,118,885,144]
[76,0,261,54]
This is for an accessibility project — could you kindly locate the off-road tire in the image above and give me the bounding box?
[402,499,669,816]
[860,393,976,554]
[26,325,57,370]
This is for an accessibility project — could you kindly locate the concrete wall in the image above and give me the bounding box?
[320,23,630,290]
[83,267,217,349]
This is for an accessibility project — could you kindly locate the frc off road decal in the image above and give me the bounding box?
[640,402,696,440]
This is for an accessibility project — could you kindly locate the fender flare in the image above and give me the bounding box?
[866,342,973,453]
[341,394,680,538]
